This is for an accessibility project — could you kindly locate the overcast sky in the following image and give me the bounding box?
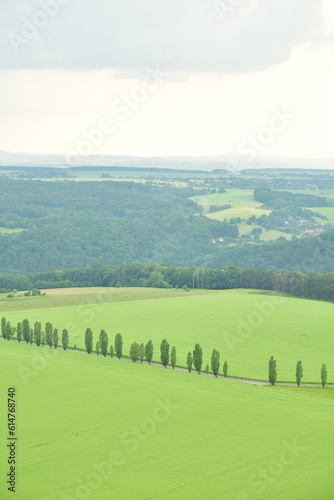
[0,0,334,160]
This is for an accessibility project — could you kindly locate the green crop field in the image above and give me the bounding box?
[0,340,333,499]
[0,227,25,234]
[235,223,292,241]
[1,288,333,384]
[191,189,272,220]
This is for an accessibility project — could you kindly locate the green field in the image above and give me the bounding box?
[0,227,25,234]
[0,340,333,499]
[236,223,293,241]
[2,288,333,383]
[191,189,272,219]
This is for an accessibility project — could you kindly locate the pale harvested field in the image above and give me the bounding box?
[43,287,110,296]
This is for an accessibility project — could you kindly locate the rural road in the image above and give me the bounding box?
[4,337,334,388]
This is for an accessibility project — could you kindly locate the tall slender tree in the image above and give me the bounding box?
[160,339,170,368]
[85,328,93,354]
[29,328,34,344]
[115,333,123,359]
[53,328,59,349]
[22,319,30,344]
[17,322,22,343]
[187,352,193,373]
[193,343,203,374]
[269,356,277,386]
[321,364,328,388]
[99,330,109,357]
[1,316,6,338]
[211,349,220,378]
[34,321,42,346]
[62,329,69,350]
[171,346,177,369]
[45,322,53,348]
[296,360,303,387]
[5,321,12,341]
[130,342,140,362]
[139,343,145,363]
[145,340,153,364]
[110,345,114,358]
[96,341,100,356]
[223,360,228,378]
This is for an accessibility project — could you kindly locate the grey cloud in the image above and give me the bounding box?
[0,0,327,73]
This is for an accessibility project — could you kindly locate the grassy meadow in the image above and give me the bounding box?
[0,340,334,499]
[191,189,272,219]
[1,288,333,383]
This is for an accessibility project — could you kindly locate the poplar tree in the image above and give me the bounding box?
[34,322,42,346]
[22,319,30,344]
[211,349,220,378]
[115,333,123,359]
[45,322,53,348]
[193,343,203,374]
[85,328,93,354]
[62,329,69,350]
[171,346,177,369]
[321,364,328,388]
[5,321,12,341]
[296,360,303,386]
[269,356,277,385]
[96,341,100,356]
[223,360,228,378]
[160,339,170,367]
[1,316,6,338]
[139,343,145,363]
[130,341,140,362]
[53,328,59,349]
[145,340,153,364]
[17,322,22,343]
[110,345,114,358]
[187,352,193,373]
[99,330,109,357]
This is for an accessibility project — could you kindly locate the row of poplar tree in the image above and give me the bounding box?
[84,328,229,378]
[2,316,329,386]
[1,316,69,350]
[268,356,329,387]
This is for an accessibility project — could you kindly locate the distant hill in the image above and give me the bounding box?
[0,150,333,171]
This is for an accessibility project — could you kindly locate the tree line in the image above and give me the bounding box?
[268,356,328,388]
[1,316,69,350]
[1,316,330,386]
[9,260,334,303]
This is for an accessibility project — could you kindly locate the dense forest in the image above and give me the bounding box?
[1,264,333,303]
[0,178,334,272]
[0,179,237,272]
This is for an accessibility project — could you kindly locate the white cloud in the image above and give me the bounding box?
[0,0,326,72]
[1,43,334,158]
